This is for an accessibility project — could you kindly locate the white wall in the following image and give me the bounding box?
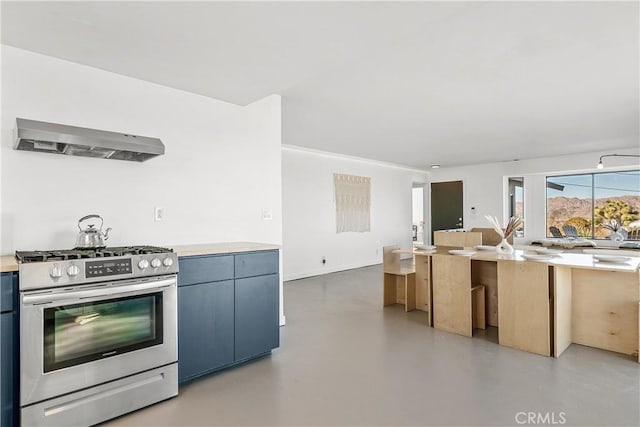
[1,46,284,320]
[282,146,428,281]
[430,147,640,242]
[1,46,282,251]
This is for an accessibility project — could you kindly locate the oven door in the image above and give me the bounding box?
[20,275,177,406]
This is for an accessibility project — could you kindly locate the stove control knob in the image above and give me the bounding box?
[49,265,63,279]
[151,258,162,268]
[67,265,80,277]
[162,257,174,267]
[138,259,150,270]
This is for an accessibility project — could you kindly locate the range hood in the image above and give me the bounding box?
[14,118,165,162]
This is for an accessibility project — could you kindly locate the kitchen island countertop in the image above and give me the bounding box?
[410,247,640,272]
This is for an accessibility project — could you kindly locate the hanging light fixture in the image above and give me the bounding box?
[597,154,640,169]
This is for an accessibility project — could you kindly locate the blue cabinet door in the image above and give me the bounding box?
[178,280,234,383]
[235,274,279,361]
[1,312,14,427]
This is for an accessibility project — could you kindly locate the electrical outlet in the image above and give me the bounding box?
[154,206,164,221]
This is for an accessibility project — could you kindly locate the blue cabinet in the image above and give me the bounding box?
[177,250,279,384]
[178,280,234,383]
[0,274,15,313]
[235,274,279,361]
[1,272,17,427]
[1,312,14,427]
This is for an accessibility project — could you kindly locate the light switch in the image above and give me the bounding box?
[262,209,273,221]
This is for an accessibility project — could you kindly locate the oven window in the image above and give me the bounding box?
[43,292,163,372]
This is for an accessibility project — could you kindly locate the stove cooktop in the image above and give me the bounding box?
[16,246,174,263]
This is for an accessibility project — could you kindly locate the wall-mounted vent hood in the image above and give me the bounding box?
[14,118,165,162]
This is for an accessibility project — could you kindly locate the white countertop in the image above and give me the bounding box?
[411,247,640,273]
[170,242,280,257]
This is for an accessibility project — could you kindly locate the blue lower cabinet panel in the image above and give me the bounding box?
[1,312,14,427]
[0,273,16,314]
[234,274,280,361]
[178,280,235,383]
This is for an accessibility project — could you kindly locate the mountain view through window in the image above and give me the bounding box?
[546,171,640,240]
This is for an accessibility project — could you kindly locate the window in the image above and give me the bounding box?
[546,171,640,240]
[508,177,524,237]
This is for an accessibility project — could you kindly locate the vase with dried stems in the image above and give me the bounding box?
[602,219,625,242]
[485,216,522,255]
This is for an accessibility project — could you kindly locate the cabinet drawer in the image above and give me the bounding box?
[234,251,279,279]
[178,255,234,286]
[0,273,16,314]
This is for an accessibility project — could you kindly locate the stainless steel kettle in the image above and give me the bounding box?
[75,214,112,248]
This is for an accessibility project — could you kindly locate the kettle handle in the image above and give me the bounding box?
[78,214,103,231]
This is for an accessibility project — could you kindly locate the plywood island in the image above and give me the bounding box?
[384,247,640,362]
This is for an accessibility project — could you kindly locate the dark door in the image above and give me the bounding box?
[431,181,464,240]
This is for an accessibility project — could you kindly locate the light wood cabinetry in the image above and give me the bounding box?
[497,261,551,356]
[471,261,498,327]
[414,255,431,324]
[431,255,486,337]
[570,269,639,358]
[384,247,640,361]
[432,255,473,337]
[553,266,573,357]
[433,231,482,247]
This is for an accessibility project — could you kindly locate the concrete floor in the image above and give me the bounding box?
[107,265,640,426]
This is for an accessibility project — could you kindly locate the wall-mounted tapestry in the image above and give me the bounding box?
[334,173,371,233]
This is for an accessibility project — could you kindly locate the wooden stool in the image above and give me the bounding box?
[382,246,416,312]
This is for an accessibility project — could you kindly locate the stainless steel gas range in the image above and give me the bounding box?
[16,246,179,427]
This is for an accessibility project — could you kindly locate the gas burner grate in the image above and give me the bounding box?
[16,246,173,263]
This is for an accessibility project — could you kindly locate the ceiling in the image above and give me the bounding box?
[2,1,638,168]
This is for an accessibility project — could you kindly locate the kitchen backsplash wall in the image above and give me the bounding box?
[0,45,282,253]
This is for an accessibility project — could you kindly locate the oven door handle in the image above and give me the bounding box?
[22,278,176,306]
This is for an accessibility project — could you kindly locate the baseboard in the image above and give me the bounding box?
[284,259,381,282]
